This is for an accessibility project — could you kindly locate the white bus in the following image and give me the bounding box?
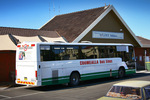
[15,42,136,86]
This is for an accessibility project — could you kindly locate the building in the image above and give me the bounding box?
[135,36,150,70]
[40,5,142,48]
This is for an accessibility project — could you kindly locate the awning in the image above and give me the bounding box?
[13,35,42,43]
[0,34,66,50]
[0,34,16,50]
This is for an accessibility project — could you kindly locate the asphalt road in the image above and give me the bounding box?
[0,72,150,100]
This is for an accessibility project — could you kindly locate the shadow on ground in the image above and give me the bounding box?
[24,73,150,92]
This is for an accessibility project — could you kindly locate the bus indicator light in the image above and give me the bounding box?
[16,70,17,76]
[35,71,37,78]
[17,78,20,80]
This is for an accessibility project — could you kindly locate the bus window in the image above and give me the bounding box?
[65,46,79,60]
[95,46,100,58]
[52,46,65,60]
[108,46,116,58]
[116,46,135,68]
[99,46,108,58]
[126,46,135,68]
[81,46,97,59]
[40,45,51,61]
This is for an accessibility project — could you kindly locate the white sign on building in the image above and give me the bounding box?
[92,31,124,39]
[116,45,129,52]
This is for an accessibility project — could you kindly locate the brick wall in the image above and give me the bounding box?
[134,48,150,70]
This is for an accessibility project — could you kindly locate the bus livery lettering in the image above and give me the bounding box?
[106,60,112,63]
[80,60,99,65]
[100,60,105,64]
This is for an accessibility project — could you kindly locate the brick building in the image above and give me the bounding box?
[135,36,150,70]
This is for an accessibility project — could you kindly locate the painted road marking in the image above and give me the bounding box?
[0,92,44,100]
[0,95,11,99]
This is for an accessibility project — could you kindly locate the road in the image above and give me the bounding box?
[0,72,150,100]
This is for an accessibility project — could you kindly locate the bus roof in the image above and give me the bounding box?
[20,42,133,46]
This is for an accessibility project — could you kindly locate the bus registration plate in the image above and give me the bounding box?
[24,77,27,81]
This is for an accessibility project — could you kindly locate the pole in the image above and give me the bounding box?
[145,50,147,70]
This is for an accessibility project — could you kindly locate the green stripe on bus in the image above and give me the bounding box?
[125,69,136,75]
[42,76,69,81]
[42,76,70,86]
[80,70,118,81]
[41,69,136,85]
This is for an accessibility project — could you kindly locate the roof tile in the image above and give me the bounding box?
[137,36,150,45]
[0,27,59,38]
[40,6,109,42]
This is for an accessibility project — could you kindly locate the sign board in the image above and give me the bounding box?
[92,31,124,39]
[116,45,129,52]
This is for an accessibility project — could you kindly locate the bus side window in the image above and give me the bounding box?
[40,46,51,61]
[99,46,105,58]
[52,46,65,60]
[108,46,116,58]
[81,46,96,59]
[95,46,99,58]
[65,46,79,60]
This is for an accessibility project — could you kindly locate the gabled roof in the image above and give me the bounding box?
[0,27,59,37]
[40,5,142,47]
[137,36,150,48]
[40,6,109,42]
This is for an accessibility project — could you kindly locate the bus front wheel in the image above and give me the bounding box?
[118,67,125,78]
[69,72,80,86]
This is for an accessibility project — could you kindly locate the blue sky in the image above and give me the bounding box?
[0,0,150,39]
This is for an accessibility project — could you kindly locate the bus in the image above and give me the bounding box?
[15,42,136,86]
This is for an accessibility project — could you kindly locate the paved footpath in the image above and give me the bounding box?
[136,70,150,73]
[0,82,22,91]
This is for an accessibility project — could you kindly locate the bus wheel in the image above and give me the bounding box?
[118,67,125,78]
[69,72,80,86]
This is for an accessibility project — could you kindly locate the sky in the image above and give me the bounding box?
[0,0,150,39]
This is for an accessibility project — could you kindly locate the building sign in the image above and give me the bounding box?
[116,45,129,52]
[92,31,124,39]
